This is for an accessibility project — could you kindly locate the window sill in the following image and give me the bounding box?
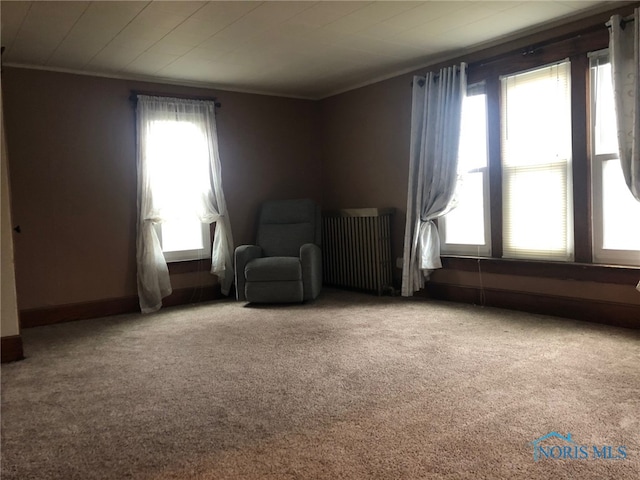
[440,256,640,286]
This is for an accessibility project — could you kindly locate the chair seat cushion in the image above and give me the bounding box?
[245,257,302,282]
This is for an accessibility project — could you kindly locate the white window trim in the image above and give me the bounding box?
[439,166,492,256]
[589,50,640,267]
[156,222,211,263]
[590,154,640,265]
[440,83,491,257]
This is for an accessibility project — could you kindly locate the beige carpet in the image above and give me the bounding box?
[2,288,639,479]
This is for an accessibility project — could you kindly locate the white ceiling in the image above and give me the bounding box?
[0,1,617,99]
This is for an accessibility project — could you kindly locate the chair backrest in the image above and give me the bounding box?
[256,199,321,257]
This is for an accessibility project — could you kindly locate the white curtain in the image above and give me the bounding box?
[401,64,466,296]
[609,8,640,201]
[136,95,234,313]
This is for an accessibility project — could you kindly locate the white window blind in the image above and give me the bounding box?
[589,51,640,266]
[500,61,574,261]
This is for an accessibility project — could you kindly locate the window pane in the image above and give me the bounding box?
[445,172,485,245]
[592,62,618,156]
[602,159,640,250]
[147,120,210,220]
[457,93,487,172]
[161,217,205,253]
[145,119,212,259]
[590,53,640,265]
[441,87,489,253]
[503,164,570,258]
[501,63,572,167]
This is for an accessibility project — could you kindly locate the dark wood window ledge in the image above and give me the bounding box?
[439,256,640,286]
[167,259,213,275]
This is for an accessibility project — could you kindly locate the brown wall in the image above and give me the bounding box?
[320,73,414,281]
[2,68,321,311]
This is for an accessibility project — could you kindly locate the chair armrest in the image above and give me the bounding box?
[234,245,263,301]
[300,243,322,301]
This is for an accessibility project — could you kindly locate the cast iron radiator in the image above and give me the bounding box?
[321,208,394,295]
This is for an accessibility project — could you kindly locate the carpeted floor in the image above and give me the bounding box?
[2,288,639,479]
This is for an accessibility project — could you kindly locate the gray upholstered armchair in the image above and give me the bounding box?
[234,199,322,303]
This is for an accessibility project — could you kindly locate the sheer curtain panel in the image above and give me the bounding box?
[402,64,466,297]
[136,95,235,313]
[609,8,640,201]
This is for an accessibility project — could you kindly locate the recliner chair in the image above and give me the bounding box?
[234,199,322,303]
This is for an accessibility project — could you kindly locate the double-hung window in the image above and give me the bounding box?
[439,82,491,256]
[589,51,640,266]
[500,61,574,261]
[144,112,212,263]
[136,94,234,312]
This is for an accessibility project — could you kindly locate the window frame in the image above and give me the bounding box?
[499,60,575,262]
[588,50,640,267]
[439,83,492,257]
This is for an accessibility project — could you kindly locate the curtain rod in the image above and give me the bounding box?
[471,9,635,70]
[129,90,221,108]
[606,13,636,29]
[410,63,467,87]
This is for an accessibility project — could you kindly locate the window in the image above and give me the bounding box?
[144,116,211,263]
[136,94,234,311]
[589,52,640,266]
[439,30,640,271]
[500,61,573,261]
[440,83,491,256]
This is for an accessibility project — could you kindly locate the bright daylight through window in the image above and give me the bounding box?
[501,61,573,261]
[590,52,640,266]
[440,84,490,256]
[146,119,211,262]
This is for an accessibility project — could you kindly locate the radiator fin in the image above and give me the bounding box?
[322,208,394,295]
